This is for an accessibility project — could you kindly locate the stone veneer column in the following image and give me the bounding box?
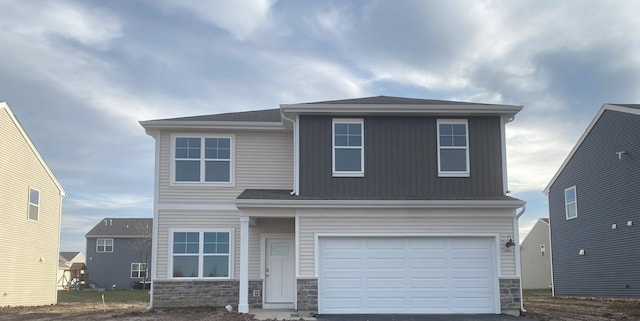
[499,278,521,316]
[296,278,318,312]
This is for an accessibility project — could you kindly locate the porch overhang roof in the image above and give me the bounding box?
[235,189,525,209]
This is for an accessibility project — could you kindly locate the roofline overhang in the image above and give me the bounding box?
[280,103,523,119]
[543,103,640,194]
[139,120,288,132]
[235,198,526,209]
[85,235,151,238]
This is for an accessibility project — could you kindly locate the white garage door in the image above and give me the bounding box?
[318,237,497,314]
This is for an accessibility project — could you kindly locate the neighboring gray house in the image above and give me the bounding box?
[85,218,152,289]
[545,104,640,297]
[140,96,526,315]
[520,218,551,289]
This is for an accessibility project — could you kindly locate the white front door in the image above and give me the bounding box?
[265,237,295,305]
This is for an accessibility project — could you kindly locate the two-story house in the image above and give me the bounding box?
[544,104,640,297]
[140,96,525,315]
[1,102,66,306]
[85,218,152,289]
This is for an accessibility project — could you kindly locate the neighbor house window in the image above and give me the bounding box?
[171,230,231,278]
[97,238,114,252]
[131,263,148,278]
[437,119,469,177]
[173,136,232,184]
[333,119,364,176]
[28,187,40,220]
[565,186,578,219]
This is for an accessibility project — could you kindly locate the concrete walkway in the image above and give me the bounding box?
[251,309,316,320]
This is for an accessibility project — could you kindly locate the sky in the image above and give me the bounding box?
[1,0,639,252]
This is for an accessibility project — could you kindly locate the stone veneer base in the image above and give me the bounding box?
[500,278,522,316]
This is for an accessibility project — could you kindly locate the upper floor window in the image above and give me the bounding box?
[97,238,114,252]
[332,119,364,177]
[171,230,231,278]
[565,186,577,220]
[28,187,40,221]
[437,119,469,177]
[173,136,233,184]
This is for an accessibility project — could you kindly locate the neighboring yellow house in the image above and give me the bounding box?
[0,102,66,306]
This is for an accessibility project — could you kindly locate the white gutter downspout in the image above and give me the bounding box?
[280,111,298,195]
[515,202,527,315]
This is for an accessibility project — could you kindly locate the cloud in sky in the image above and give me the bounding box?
[1,0,640,250]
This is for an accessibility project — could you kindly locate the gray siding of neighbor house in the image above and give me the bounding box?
[549,109,640,297]
[86,237,149,289]
[299,115,504,197]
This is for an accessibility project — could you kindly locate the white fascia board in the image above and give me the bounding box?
[280,103,523,118]
[1,102,66,197]
[139,120,288,132]
[235,198,526,209]
[543,104,640,194]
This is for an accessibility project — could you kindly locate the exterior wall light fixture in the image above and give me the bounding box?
[505,237,516,248]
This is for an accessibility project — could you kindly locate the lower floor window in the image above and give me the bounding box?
[131,263,148,278]
[171,230,231,278]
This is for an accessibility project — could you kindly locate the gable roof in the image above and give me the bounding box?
[544,104,640,194]
[281,95,523,119]
[1,102,66,197]
[60,252,81,262]
[148,108,281,122]
[85,218,152,238]
[520,217,550,246]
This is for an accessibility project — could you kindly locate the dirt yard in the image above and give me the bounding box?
[524,296,640,320]
[2,296,640,320]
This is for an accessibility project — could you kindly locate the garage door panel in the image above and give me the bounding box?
[319,237,497,314]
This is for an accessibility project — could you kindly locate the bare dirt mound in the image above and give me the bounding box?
[524,296,640,321]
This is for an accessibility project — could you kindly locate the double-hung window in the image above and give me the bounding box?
[333,119,364,176]
[28,187,40,221]
[174,136,232,184]
[437,119,469,177]
[565,186,578,219]
[171,230,231,278]
[97,238,114,252]
[131,263,148,278]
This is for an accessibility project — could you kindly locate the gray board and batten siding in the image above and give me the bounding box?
[298,115,505,198]
[548,109,640,297]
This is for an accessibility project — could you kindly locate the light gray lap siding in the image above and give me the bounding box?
[549,110,640,297]
[298,115,504,197]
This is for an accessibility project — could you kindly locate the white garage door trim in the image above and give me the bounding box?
[316,234,500,314]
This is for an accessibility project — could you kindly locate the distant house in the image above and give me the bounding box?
[57,252,86,290]
[85,218,152,289]
[0,102,66,306]
[545,103,640,297]
[140,96,526,315]
[520,218,551,289]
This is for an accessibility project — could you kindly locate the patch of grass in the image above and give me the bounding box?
[58,290,150,303]
[523,288,553,297]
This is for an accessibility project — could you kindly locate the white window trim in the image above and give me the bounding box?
[437,119,470,177]
[168,228,234,280]
[27,187,40,221]
[332,118,364,177]
[96,238,114,253]
[565,186,578,220]
[170,134,235,186]
[131,263,148,278]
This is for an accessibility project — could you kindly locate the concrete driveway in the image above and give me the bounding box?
[315,314,521,321]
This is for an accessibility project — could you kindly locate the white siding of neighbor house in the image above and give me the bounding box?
[520,219,552,289]
[296,208,518,278]
[0,105,64,306]
[157,130,293,204]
